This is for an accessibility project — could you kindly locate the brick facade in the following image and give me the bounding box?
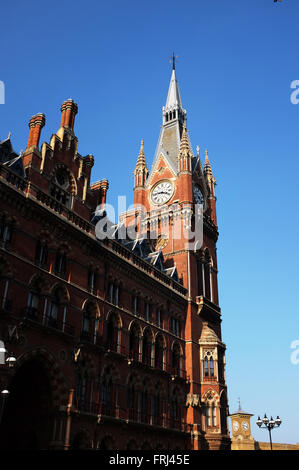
[0,67,230,450]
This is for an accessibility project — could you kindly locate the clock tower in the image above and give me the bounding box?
[129,60,230,450]
[229,402,255,450]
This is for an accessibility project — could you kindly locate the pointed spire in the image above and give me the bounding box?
[134,140,148,205]
[178,125,193,175]
[165,68,183,112]
[135,139,146,168]
[178,124,192,156]
[204,149,213,178]
[134,139,148,188]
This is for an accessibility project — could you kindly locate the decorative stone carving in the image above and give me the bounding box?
[186,394,200,408]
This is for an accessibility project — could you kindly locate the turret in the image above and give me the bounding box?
[204,150,217,226]
[134,140,148,206]
[177,125,193,204]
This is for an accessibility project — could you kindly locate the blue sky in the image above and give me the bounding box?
[1,0,299,445]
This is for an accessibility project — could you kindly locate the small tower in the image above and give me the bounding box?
[177,124,193,204]
[134,140,148,206]
[229,400,255,450]
[204,150,217,226]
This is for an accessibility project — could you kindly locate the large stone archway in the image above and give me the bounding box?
[0,357,55,449]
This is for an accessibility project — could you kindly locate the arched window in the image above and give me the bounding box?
[131,294,139,316]
[129,323,140,361]
[46,285,68,330]
[156,308,162,328]
[142,329,152,366]
[47,294,59,328]
[27,290,40,320]
[144,301,150,321]
[210,357,214,377]
[212,404,217,427]
[82,303,94,340]
[88,269,97,294]
[106,313,120,352]
[154,334,164,370]
[205,405,211,428]
[108,282,119,306]
[26,277,44,320]
[204,357,209,377]
[35,240,48,267]
[55,250,67,277]
[171,343,181,376]
[0,216,12,246]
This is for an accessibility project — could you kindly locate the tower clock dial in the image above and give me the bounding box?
[151,180,174,205]
[193,185,204,205]
[233,421,239,432]
[242,421,249,431]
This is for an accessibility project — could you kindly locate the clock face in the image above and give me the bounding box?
[193,185,204,205]
[233,421,239,432]
[151,181,174,205]
[242,421,249,431]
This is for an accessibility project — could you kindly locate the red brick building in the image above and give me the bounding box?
[0,63,230,450]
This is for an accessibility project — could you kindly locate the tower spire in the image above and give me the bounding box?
[134,139,148,205]
[149,62,187,177]
[204,149,213,179]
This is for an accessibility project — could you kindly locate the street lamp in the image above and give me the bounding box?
[0,390,10,426]
[0,347,17,427]
[256,413,282,450]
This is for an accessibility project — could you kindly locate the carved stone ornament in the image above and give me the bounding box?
[186,394,200,408]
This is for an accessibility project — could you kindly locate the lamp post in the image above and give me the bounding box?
[256,414,282,450]
[0,346,17,427]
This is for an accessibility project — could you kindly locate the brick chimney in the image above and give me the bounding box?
[60,99,78,130]
[27,113,46,149]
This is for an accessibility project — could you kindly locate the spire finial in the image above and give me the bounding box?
[238,398,241,411]
[170,52,178,71]
[135,139,147,168]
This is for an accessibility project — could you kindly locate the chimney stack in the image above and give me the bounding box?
[27,113,46,149]
[60,99,78,130]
